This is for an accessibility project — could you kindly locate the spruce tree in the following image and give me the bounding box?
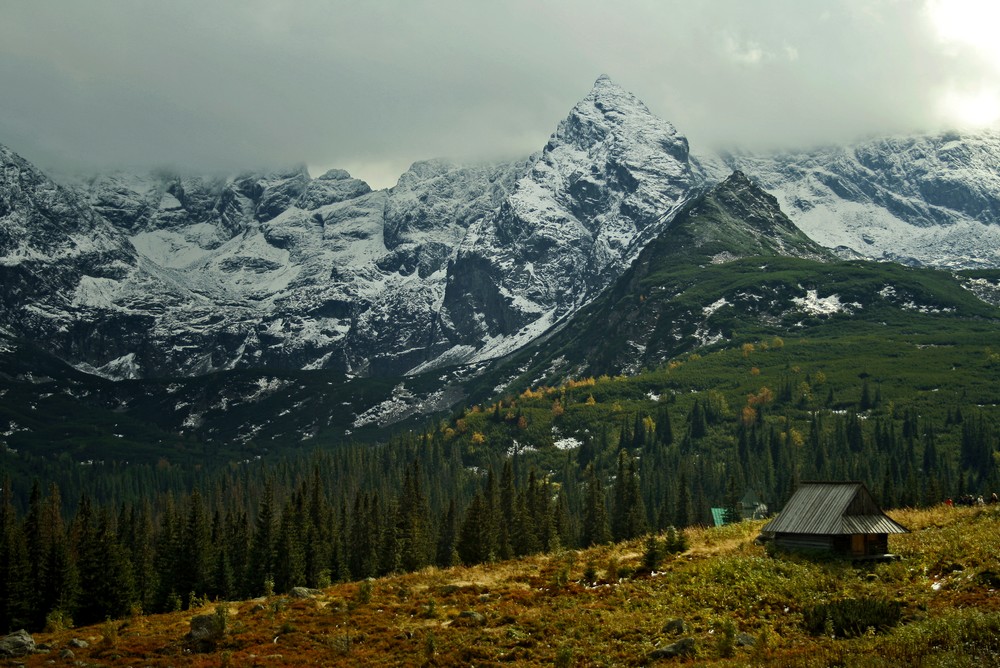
[274,494,306,591]
[399,461,432,572]
[722,475,742,525]
[657,480,675,531]
[457,493,486,565]
[642,532,663,571]
[225,509,250,594]
[436,500,459,568]
[511,489,535,557]
[631,413,646,449]
[525,470,549,552]
[481,468,501,562]
[498,461,517,560]
[581,465,611,547]
[23,480,44,625]
[0,478,30,630]
[212,543,236,600]
[96,510,135,619]
[329,504,349,583]
[305,469,332,588]
[74,500,134,624]
[657,406,674,446]
[552,488,575,549]
[246,481,276,595]
[71,495,101,624]
[665,525,689,553]
[180,489,213,605]
[154,494,183,610]
[688,400,708,439]
[674,472,692,529]
[612,451,647,541]
[860,379,873,410]
[124,501,157,614]
[348,493,374,579]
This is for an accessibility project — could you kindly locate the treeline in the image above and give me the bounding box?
[0,454,577,632]
[2,382,998,632]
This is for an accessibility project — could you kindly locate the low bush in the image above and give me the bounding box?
[802,597,902,638]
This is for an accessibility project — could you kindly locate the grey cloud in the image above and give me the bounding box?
[0,0,994,188]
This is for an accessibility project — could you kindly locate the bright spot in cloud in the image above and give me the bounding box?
[940,88,1000,127]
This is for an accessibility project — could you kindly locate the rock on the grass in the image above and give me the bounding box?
[649,636,696,660]
[187,612,225,652]
[457,610,486,625]
[0,629,36,658]
[289,586,322,599]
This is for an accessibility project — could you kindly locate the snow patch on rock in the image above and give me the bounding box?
[792,290,858,315]
[702,297,729,317]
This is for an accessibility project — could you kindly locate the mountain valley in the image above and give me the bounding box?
[1,77,1000,644]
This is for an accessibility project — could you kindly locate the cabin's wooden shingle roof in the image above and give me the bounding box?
[762,482,908,535]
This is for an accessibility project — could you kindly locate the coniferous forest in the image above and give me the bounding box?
[2,332,999,632]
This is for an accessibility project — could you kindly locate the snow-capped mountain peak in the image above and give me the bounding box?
[427,77,703,371]
[553,75,676,150]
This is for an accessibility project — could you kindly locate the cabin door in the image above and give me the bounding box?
[851,534,865,556]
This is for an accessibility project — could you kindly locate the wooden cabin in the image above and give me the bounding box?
[760,482,907,557]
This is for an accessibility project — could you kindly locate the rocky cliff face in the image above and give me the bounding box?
[506,170,1000,383]
[0,145,144,373]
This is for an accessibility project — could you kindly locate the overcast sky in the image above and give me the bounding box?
[2,0,998,189]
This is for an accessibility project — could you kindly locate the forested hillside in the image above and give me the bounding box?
[3,323,998,630]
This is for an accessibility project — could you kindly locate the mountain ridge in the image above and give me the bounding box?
[727,130,1000,268]
[2,77,1000,382]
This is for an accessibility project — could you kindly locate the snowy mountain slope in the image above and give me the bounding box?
[0,144,156,376]
[727,131,1000,268]
[90,158,530,377]
[425,75,710,371]
[2,137,536,377]
[0,146,135,270]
